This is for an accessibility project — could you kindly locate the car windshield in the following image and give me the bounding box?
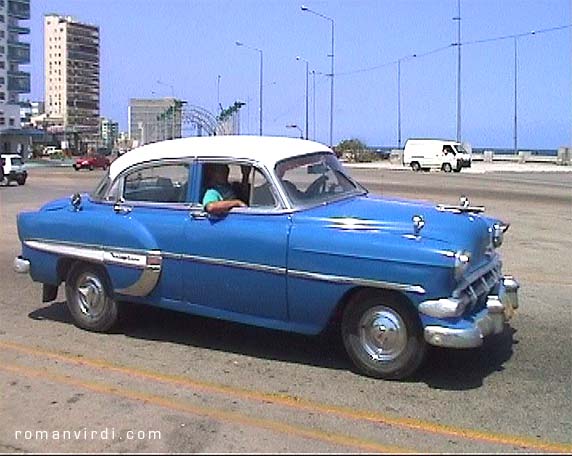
[275,152,365,207]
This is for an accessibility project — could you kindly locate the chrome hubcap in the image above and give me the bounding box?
[359,306,407,361]
[76,273,106,319]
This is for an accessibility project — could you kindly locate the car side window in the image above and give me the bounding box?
[123,164,189,203]
[199,162,278,210]
[443,145,455,155]
[249,168,278,209]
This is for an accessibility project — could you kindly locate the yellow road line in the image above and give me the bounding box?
[0,361,411,454]
[2,340,571,453]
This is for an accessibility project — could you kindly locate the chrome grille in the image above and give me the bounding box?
[453,255,502,314]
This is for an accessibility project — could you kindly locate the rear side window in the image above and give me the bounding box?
[124,164,189,203]
[12,157,23,166]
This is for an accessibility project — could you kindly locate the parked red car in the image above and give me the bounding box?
[73,154,110,171]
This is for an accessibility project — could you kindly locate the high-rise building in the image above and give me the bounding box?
[128,98,183,146]
[99,116,118,150]
[44,14,99,143]
[0,0,31,131]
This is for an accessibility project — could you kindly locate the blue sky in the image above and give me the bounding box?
[30,0,571,149]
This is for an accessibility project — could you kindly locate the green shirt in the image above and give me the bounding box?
[202,188,223,207]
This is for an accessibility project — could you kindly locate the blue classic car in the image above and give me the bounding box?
[14,136,519,379]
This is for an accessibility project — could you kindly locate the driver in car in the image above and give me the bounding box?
[202,164,248,214]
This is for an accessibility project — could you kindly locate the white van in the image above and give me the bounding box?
[403,139,472,173]
[1,154,27,185]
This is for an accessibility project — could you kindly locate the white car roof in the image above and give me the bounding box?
[109,135,332,180]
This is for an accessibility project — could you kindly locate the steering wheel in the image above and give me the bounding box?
[305,175,328,197]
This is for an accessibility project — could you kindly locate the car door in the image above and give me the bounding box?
[182,160,290,321]
[110,160,192,302]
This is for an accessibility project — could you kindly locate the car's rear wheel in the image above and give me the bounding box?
[89,164,94,171]
[410,162,421,172]
[341,290,427,380]
[442,163,453,173]
[65,263,118,332]
[16,176,26,185]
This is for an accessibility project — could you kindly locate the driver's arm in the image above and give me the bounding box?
[203,188,247,214]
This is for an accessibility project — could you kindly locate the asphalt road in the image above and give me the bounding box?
[0,166,570,453]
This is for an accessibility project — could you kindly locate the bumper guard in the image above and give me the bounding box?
[14,256,30,274]
[424,276,519,349]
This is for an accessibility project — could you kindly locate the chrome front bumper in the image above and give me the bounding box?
[14,256,30,274]
[424,276,519,349]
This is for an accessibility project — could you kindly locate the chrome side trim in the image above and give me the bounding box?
[23,239,162,297]
[288,269,426,294]
[24,239,425,295]
[173,252,425,293]
[116,267,161,296]
[26,239,106,264]
[174,253,287,276]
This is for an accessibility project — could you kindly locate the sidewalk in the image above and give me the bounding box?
[344,160,572,173]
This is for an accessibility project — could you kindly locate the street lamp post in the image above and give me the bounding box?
[301,5,334,147]
[236,41,263,135]
[397,55,415,149]
[513,36,518,155]
[311,70,317,140]
[286,124,303,139]
[217,75,222,113]
[296,56,309,140]
[397,58,402,149]
[453,0,462,142]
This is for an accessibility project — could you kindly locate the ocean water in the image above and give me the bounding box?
[369,146,558,156]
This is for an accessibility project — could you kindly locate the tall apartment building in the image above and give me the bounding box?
[0,0,31,132]
[44,14,99,144]
[99,116,118,150]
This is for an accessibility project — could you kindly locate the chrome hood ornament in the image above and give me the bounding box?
[436,195,485,214]
[412,215,425,236]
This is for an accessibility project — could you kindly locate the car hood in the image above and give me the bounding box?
[40,195,73,211]
[292,194,497,262]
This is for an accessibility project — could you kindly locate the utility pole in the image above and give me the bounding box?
[454,0,462,143]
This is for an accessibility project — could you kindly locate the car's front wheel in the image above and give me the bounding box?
[442,163,453,173]
[341,291,427,380]
[65,263,118,332]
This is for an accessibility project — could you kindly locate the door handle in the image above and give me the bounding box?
[113,203,132,214]
[190,210,208,220]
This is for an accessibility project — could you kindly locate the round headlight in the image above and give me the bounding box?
[454,251,471,279]
[492,223,504,248]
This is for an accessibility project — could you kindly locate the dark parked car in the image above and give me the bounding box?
[74,154,110,171]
